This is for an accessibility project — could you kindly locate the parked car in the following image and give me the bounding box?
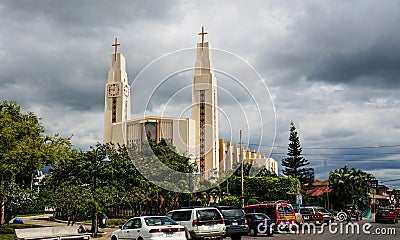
[312,207,334,224]
[301,207,324,225]
[167,207,226,239]
[343,204,363,221]
[110,216,186,240]
[297,207,313,223]
[395,208,400,218]
[375,208,398,223]
[245,213,274,236]
[215,206,249,240]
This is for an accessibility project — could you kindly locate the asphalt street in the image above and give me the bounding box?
[20,215,399,240]
[241,218,399,240]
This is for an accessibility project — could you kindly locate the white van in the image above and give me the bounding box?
[167,207,226,240]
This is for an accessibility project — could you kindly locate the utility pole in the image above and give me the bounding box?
[240,130,244,207]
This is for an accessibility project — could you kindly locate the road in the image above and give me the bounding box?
[241,218,399,240]
[20,215,399,240]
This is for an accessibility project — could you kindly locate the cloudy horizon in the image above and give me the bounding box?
[1,0,399,188]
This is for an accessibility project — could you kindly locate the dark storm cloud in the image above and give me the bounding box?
[308,36,400,87]
[1,0,400,184]
[3,0,182,28]
[256,0,400,90]
[0,0,183,112]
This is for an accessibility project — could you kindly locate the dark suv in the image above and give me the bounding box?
[216,206,249,240]
[343,204,362,221]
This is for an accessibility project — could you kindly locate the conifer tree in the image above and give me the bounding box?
[282,121,313,186]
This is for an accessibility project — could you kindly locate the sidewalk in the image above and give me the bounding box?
[18,214,117,239]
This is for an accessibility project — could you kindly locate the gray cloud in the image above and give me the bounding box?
[0,0,399,186]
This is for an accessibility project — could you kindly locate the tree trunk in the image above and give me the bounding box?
[0,177,5,225]
[0,200,4,225]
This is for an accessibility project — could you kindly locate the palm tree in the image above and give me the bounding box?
[329,165,375,210]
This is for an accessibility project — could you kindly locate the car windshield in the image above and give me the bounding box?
[221,209,244,217]
[316,208,329,213]
[254,214,269,220]
[284,206,294,214]
[379,209,391,213]
[345,205,357,210]
[144,217,177,226]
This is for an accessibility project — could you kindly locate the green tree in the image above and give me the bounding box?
[220,196,241,206]
[329,165,375,210]
[281,121,313,186]
[0,101,71,224]
[226,175,300,203]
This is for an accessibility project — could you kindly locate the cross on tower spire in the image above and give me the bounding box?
[198,26,208,49]
[112,37,120,61]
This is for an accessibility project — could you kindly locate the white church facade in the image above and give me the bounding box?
[103,29,278,176]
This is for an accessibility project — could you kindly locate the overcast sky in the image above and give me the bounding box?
[1,0,400,188]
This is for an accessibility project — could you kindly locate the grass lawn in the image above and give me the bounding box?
[0,223,42,240]
[0,234,14,240]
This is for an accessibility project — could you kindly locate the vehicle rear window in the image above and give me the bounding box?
[197,209,222,221]
[220,209,244,218]
[144,217,177,226]
[167,210,192,221]
[300,208,311,214]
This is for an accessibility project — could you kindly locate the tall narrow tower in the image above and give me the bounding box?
[192,27,219,173]
[103,38,131,144]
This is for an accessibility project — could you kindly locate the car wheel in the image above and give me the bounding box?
[111,236,117,240]
[231,236,241,240]
[137,237,143,240]
[249,228,257,236]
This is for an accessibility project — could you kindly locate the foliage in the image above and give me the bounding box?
[329,165,375,210]
[247,198,259,205]
[0,101,72,224]
[226,175,300,203]
[0,101,306,222]
[105,218,128,227]
[281,121,313,186]
[219,196,241,206]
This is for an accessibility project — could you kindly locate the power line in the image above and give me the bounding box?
[270,152,400,156]
[268,157,400,162]
[380,179,400,183]
[247,143,400,150]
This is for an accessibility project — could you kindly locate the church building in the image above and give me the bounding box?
[103,28,278,177]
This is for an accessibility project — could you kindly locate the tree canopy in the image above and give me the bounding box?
[0,101,72,224]
[329,165,375,210]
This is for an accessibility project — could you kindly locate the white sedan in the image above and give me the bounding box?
[111,216,187,240]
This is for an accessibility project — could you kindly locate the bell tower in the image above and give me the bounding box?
[192,27,219,173]
[103,38,131,144]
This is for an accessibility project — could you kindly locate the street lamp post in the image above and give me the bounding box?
[90,146,111,236]
[188,162,199,207]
